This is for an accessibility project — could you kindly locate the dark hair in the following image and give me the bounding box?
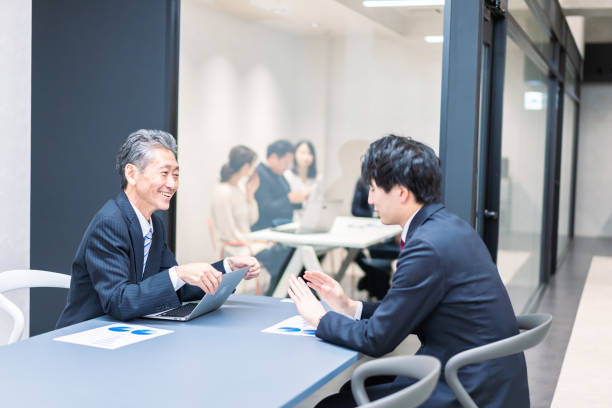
[220,145,257,182]
[361,134,441,204]
[266,139,295,159]
[292,140,317,179]
[116,129,177,189]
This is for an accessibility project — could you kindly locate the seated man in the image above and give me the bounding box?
[252,140,309,230]
[289,135,529,407]
[57,130,259,328]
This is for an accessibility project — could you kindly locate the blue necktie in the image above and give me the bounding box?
[143,226,152,277]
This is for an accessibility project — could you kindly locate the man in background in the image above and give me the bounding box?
[252,140,309,230]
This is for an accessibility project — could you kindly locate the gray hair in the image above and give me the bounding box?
[116,129,178,189]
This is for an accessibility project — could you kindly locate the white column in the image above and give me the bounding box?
[0,0,32,343]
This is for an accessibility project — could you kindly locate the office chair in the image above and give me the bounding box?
[0,269,71,344]
[351,355,441,408]
[445,313,553,408]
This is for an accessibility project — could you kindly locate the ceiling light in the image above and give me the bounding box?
[363,0,444,7]
[424,35,443,43]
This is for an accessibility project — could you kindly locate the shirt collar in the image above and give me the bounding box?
[128,200,154,237]
[401,207,422,244]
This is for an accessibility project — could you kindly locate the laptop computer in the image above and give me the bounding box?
[143,267,247,321]
[275,198,343,234]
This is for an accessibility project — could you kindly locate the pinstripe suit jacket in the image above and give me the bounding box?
[57,192,222,328]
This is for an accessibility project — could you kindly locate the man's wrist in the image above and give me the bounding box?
[345,299,358,317]
[313,311,326,329]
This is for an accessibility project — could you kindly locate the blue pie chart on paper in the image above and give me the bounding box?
[278,327,300,332]
[131,329,154,335]
[108,326,131,332]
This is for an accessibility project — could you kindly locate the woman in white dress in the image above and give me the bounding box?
[284,140,320,221]
[211,145,270,293]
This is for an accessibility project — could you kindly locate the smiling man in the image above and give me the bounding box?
[288,135,529,407]
[57,130,259,328]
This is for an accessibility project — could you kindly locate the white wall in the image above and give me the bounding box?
[575,84,612,238]
[0,0,31,343]
[323,29,441,208]
[176,1,443,263]
[177,1,329,263]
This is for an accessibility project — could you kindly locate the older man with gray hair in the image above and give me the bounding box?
[57,129,259,328]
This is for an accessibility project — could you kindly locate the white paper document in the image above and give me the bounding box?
[54,323,173,350]
[262,315,316,337]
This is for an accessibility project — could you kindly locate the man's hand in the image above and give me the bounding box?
[246,172,260,200]
[228,256,261,280]
[303,270,358,317]
[288,276,327,328]
[176,263,222,294]
[288,189,310,204]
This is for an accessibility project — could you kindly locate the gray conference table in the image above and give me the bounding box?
[0,295,358,407]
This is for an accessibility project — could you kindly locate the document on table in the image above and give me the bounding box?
[54,323,173,350]
[262,315,316,337]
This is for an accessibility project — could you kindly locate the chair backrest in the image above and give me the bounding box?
[444,313,553,408]
[352,355,441,408]
[0,270,71,345]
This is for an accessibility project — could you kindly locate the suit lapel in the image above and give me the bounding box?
[114,191,145,281]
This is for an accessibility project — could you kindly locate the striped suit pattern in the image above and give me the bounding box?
[57,191,223,328]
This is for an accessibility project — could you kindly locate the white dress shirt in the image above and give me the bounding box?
[129,201,233,292]
[353,207,422,320]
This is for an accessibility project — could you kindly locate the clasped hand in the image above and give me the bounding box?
[227,256,260,280]
[288,271,358,328]
[176,256,260,294]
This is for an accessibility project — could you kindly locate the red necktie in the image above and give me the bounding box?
[400,239,405,250]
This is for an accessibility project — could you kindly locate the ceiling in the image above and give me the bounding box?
[560,0,612,43]
[186,0,612,44]
[188,0,444,38]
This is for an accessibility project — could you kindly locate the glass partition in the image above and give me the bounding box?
[508,0,552,61]
[496,36,548,313]
[176,0,444,265]
[557,93,576,260]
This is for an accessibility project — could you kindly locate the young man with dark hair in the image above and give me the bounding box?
[289,135,529,407]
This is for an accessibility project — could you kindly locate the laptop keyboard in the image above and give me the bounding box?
[158,302,197,318]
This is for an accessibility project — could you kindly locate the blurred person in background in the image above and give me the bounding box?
[211,145,271,294]
[284,140,320,222]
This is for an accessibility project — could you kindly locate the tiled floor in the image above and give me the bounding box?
[551,256,612,407]
[525,237,612,408]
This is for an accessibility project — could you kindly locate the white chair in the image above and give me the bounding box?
[352,355,441,407]
[445,313,553,407]
[0,270,71,344]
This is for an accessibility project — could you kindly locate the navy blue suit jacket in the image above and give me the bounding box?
[252,163,300,231]
[317,203,529,407]
[57,192,224,328]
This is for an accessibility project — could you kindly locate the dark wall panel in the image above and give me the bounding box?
[584,43,612,82]
[31,0,178,335]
